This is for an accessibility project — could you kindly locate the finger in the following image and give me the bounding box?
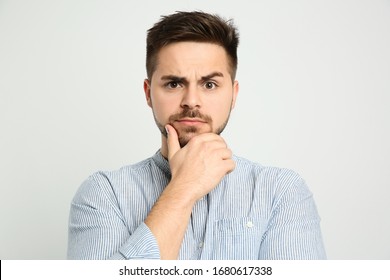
[189,133,227,147]
[216,148,233,160]
[165,124,180,161]
[223,158,236,174]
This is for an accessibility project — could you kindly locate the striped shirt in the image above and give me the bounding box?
[67,151,326,259]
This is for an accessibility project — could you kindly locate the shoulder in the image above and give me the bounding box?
[72,157,155,203]
[233,155,302,183]
[90,157,154,183]
[232,155,308,196]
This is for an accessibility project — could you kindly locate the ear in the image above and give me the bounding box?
[231,80,239,109]
[143,79,152,108]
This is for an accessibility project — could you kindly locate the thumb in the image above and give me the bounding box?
[165,124,180,160]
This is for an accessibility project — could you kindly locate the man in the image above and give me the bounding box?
[67,11,326,260]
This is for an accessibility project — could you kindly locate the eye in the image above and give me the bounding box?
[166,81,182,89]
[204,81,217,90]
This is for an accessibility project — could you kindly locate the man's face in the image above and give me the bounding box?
[144,42,239,147]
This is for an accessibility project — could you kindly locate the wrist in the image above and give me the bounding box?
[163,179,201,207]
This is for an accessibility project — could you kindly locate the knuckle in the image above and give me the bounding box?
[226,148,232,156]
[191,135,204,146]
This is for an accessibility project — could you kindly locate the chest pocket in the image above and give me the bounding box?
[212,216,266,259]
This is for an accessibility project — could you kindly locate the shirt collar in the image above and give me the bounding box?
[151,149,171,175]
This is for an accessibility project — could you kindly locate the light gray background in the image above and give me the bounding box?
[1,0,389,259]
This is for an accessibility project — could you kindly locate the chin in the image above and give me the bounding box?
[175,125,215,145]
[178,132,197,148]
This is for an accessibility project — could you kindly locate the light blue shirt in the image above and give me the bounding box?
[67,151,326,259]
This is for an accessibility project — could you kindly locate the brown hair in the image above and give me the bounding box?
[146,11,239,81]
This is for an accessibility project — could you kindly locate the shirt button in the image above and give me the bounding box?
[199,242,204,248]
[246,221,254,228]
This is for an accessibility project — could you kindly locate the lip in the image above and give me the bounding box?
[175,118,206,125]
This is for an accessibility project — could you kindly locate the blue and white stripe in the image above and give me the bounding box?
[67,151,326,259]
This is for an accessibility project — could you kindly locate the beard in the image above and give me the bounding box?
[153,106,232,148]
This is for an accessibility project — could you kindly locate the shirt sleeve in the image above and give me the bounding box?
[67,176,160,260]
[258,169,327,259]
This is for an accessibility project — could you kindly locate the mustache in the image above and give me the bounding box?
[168,108,212,123]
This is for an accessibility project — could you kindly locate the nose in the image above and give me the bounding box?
[180,84,201,109]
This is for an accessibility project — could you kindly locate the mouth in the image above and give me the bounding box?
[175,118,207,126]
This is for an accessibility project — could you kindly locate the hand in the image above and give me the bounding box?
[165,124,235,201]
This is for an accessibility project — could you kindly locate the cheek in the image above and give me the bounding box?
[214,107,231,123]
[150,96,174,120]
[210,97,232,116]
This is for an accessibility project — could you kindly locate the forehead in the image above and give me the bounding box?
[153,42,231,77]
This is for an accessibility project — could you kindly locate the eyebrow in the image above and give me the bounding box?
[160,72,224,83]
[201,72,224,81]
[161,75,186,82]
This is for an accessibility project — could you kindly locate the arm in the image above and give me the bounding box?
[145,124,235,259]
[258,171,326,259]
[67,177,160,259]
[68,124,234,259]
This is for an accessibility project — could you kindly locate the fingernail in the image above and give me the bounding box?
[165,126,169,136]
